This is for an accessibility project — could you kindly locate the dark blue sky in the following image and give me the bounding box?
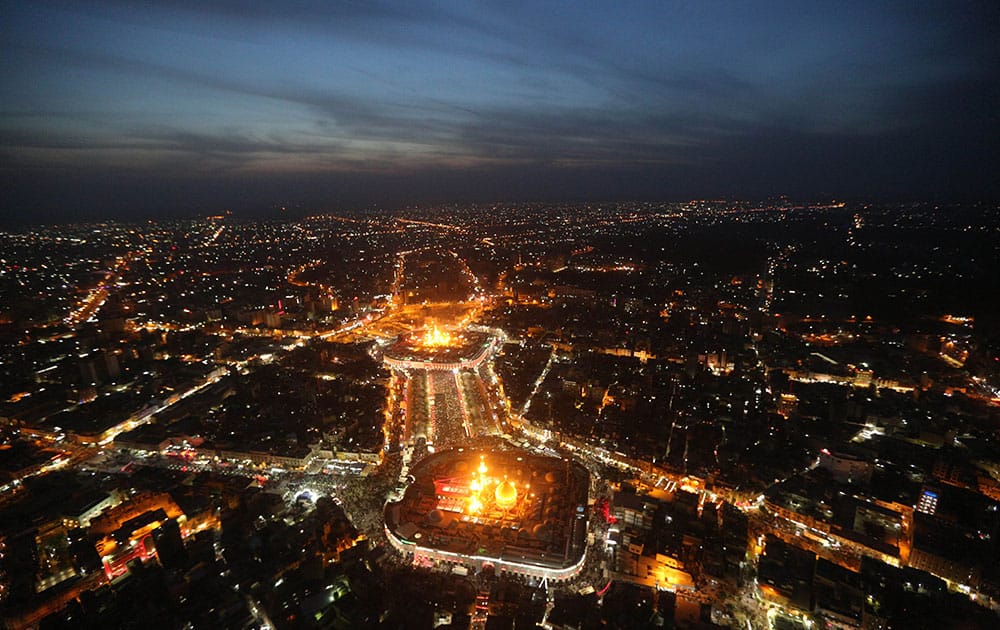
[2,1,998,221]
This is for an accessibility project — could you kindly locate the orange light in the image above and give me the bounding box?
[495,479,517,509]
[422,324,452,347]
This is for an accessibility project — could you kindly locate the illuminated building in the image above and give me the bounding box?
[383,328,502,371]
[916,488,938,516]
[422,323,452,347]
[495,479,518,510]
[385,449,589,580]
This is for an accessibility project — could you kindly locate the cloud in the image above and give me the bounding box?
[2,1,999,222]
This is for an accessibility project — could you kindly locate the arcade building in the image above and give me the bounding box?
[384,449,590,581]
[382,325,501,371]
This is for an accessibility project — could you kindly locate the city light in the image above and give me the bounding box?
[3,201,999,627]
[421,323,453,347]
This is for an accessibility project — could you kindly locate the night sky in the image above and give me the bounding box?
[2,1,998,222]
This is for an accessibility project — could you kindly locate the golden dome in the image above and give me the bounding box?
[421,324,452,347]
[495,480,517,509]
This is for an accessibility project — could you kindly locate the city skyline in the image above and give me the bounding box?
[1,203,999,626]
[3,2,1000,625]
[3,1,999,223]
